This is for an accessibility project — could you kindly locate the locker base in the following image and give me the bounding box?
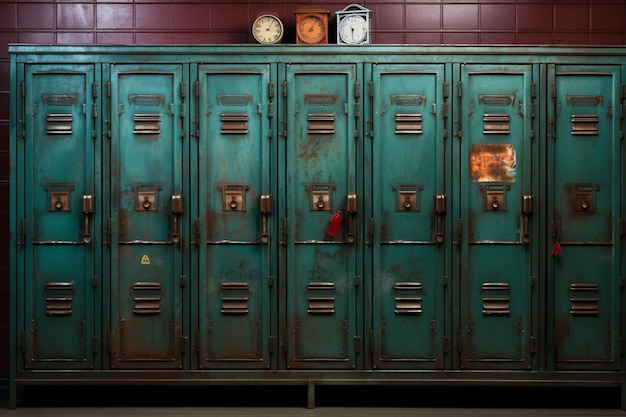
[9,371,626,410]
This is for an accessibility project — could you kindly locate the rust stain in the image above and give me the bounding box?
[470,143,516,182]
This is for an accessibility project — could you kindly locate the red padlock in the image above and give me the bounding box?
[552,241,561,256]
[326,210,343,238]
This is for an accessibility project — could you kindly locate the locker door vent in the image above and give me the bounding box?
[308,113,335,134]
[481,282,510,316]
[46,113,73,135]
[395,113,423,134]
[307,282,336,314]
[571,114,598,136]
[393,282,423,315]
[220,282,250,314]
[569,283,599,316]
[483,114,510,134]
[133,114,161,135]
[45,282,75,316]
[221,113,248,135]
[132,282,162,314]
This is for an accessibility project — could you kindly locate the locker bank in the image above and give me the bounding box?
[8,44,625,409]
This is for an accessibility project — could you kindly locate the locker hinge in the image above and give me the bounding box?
[269,335,276,353]
[180,275,186,288]
[92,82,98,98]
[621,84,626,100]
[104,219,111,246]
[531,82,536,99]
[92,275,97,288]
[180,335,188,353]
[354,336,361,353]
[92,336,99,354]
[443,336,450,353]
[443,275,448,288]
[355,275,360,288]
[191,218,199,245]
[18,218,25,246]
[621,104,624,120]
[180,82,186,99]
[443,81,449,98]
[268,275,274,288]
[279,81,287,139]
[455,218,462,244]
[366,217,373,245]
[530,275,536,288]
[268,81,274,99]
[530,336,537,354]
[530,102,536,120]
[454,82,462,138]
[280,218,287,245]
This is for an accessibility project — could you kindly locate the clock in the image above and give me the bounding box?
[336,4,372,45]
[252,14,284,44]
[294,6,330,44]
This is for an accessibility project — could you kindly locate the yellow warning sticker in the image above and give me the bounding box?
[140,255,151,265]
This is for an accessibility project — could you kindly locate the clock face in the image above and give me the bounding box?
[339,15,368,44]
[252,14,284,44]
[297,15,326,44]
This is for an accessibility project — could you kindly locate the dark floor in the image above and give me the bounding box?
[2,386,625,416]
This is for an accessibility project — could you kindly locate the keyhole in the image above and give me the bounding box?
[55,199,63,210]
[230,196,238,210]
[143,197,151,210]
[491,196,499,210]
[317,196,325,210]
[404,196,412,210]
[581,198,588,210]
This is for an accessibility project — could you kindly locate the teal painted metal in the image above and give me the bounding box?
[282,63,362,369]
[21,64,100,370]
[457,64,539,370]
[196,64,276,369]
[547,65,622,371]
[369,64,450,369]
[108,64,188,369]
[8,44,626,410]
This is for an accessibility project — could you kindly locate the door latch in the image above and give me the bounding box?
[82,194,95,243]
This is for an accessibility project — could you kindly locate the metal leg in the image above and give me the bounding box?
[307,380,315,409]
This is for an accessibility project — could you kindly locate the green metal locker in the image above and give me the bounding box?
[20,64,100,369]
[368,64,450,369]
[281,64,362,369]
[547,65,622,371]
[195,64,276,369]
[108,64,188,369]
[457,64,538,370]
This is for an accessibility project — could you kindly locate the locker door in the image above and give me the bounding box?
[547,65,621,371]
[282,64,361,369]
[196,64,275,369]
[369,64,449,369]
[109,65,187,369]
[458,65,537,369]
[22,65,99,369]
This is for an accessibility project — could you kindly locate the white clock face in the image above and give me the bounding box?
[339,14,368,44]
[252,14,284,44]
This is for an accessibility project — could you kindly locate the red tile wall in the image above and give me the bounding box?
[0,0,625,381]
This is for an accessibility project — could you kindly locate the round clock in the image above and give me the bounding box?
[296,14,326,44]
[252,14,284,44]
[338,14,368,45]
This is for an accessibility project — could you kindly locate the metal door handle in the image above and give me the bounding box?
[260,194,272,244]
[82,195,95,243]
[435,194,446,244]
[346,194,357,243]
[171,195,184,244]
[521,194,533,244]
